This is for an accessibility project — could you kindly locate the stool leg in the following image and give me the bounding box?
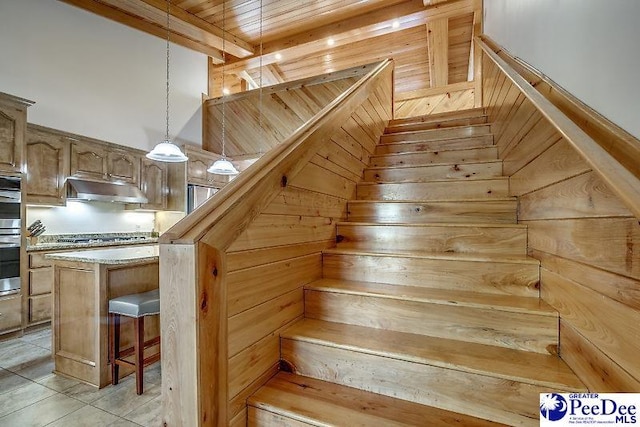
[134,316,145,395]
[110,313,120,385]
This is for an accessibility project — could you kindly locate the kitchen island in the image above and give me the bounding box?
[47,246,159,388]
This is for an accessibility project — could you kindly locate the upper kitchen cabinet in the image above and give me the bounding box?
[107,149,139,184]
[184,145,229,188]
[71,140,140,184]
[139,157,167,210]
[0,92,33,175]
[25,125,70,206]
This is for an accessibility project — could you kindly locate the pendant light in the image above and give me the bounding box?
[146,0,188,163]
[207,0,239,175]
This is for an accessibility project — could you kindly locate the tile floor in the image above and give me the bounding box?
[0,327,161,426]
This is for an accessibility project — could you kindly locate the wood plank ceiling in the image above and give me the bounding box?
[61,0,480,99]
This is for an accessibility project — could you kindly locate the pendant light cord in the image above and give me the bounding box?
[221,0,227,158]
[165,0,171,142]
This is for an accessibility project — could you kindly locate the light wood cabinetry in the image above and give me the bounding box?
[0,93,32,174]
[0,295,22,333]
[25,125,69,206]
[139,157,167,210]
[26,252,53,327]
[70,140,140,184]
[185,146,229,188]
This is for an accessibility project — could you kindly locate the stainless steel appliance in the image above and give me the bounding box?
[0,176,21,297]
[187,184,219,214]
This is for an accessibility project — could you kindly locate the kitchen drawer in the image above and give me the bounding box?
[29,253,52,268]
[0,295,22,332]
[29,295,51,324]
[29,267,53,296]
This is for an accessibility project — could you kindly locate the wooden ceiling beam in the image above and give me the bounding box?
[261,65,285,86]
[427,18,449,87]
[61,0,254,61]
[217,0,474,76]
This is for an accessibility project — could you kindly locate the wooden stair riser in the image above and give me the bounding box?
[387,108,486,128]
[370,147,498,167]
[375,134,494,155]
[357,178,510,201]
[364,160,503,183]
[322,253,540,297]
[385,115,488,134]
[248,408,311,427]
[304,290,557,354]
[281,339,541,426]
[380,124,492,144]
[336,223,527,255]
[347,200,518,224]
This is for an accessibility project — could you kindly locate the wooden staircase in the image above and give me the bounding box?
[248,108,586,426]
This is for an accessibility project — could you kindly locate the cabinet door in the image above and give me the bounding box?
[187,153,210,186]
[108,149,139,184]
[0,103,25,174]
[26,128,69,205]
[140,158,167,210]
[29,294,51,324]
[0,295,22,333]
[70,141,108,179]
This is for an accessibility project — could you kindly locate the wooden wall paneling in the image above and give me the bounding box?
[490,86,525,146]
[263,187,348,219]
[394,87,475,119]
[531,249,640,316]
[330,128,371,166]
[560,321,640,392]
[226,240,334,272]
[502,118,562,177]
[228,332,281,404]
[427,18,449,87]
[540,268,640,383]
[519,172,633,221]
[227,254,322,317]
[229,408,247,427]
[312,149,365,183]
[228,289,304,357]
[510,138,590,196]
[481,59,498,113]
[498,109,543,161]
[493,93,532,153]
[290,162,357,200]
[486,70,507,122]
[227,213,337,253]
[527,218,640,280]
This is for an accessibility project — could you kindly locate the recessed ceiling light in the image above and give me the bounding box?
[222,88,230,95]
[275,53,282,61]
[392,20,400,29]
[327,38,335,46]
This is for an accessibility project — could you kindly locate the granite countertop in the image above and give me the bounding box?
[45,245,159,265]
[27,237,158,252]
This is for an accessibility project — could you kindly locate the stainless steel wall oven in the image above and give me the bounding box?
[0,176,21,297]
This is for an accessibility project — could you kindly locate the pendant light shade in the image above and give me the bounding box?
[146,140,188,162]
[146,0,188,163]
[207,157,238,175]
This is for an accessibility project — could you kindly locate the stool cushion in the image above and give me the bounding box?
[109,289,160,318]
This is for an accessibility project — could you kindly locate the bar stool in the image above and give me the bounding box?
[108,289,160,395]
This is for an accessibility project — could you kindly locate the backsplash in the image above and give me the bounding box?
[26,201,155,235]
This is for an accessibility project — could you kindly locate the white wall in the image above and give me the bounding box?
[484,0,640,140]
[27,202,155,235]
[0,0,208,151]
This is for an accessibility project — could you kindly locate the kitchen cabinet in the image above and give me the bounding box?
[0,92,32,175]
[71,140,140,184]
[185,146,229,188]
[139,157,167,210]
[0,294,22,334]
[26,252,53,326]
[25,125,70,206]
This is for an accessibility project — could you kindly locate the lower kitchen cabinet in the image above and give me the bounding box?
[28,294,51,324]
[26,252,54,326]
[0,294,22,333]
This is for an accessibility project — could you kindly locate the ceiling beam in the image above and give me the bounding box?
[217,0,474,76]
[261,65,285,86]
[60,0,254,61]
[427,18,449,87]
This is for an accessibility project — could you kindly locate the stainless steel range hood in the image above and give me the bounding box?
[67,178,148,204]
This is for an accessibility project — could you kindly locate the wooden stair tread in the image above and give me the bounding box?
[348,197,517,204]
[385,116,489,134]
[365,159,502,171]
[370,145,495,158]
[337,221,526,229]
[380,124,492,142]
[358,176,508,185]
[376,134,494,151]
[282,319,586,391]
[323,248,540,265]
[387,108,486,127]
[249,371,503,426]
[306,278,554,316]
